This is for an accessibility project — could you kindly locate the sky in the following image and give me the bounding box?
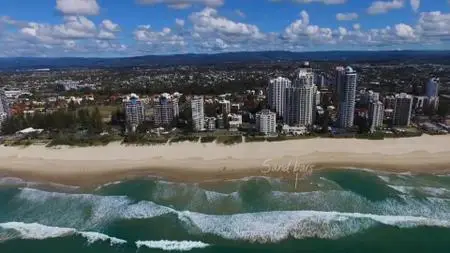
[0,0,450,57]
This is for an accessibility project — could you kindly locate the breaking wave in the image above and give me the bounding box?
[135,240,210,251]
[0,222,126,245]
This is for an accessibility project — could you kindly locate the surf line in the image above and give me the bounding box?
[261,159,314,189]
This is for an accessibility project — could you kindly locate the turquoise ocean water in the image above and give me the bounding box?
[1,169,450,252]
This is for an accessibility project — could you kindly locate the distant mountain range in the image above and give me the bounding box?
[1,50,450,71]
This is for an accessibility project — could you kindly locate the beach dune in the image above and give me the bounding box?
[0,135,449,186]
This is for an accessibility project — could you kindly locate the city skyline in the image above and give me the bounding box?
[1,0,450,57]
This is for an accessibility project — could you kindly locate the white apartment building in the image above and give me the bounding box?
[369,101,384,132]
[284,84,316,127]
[205,117,216,131]
[154,93,179,127]
[124,93,145,132]
[337,66,357,128]
[219,100,231,114]
[191,96,205,131]
[268,77,291,118]
[256,109,277,135]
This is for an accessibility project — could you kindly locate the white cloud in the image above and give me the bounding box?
[56,0,100,16]
[19,16,98,43]
[134,25,186,46]
[367,0,404,15]
[416,11,450,38]
[5,6,450,56]
[189,7,264,41]
[410,0,420,12]
[175,18,185,27]
[101,20,120,32]
[284,10,333,43]
[394,23,416,39]
[137,0,224,9]
[0,15,127,56]
[336,12,358,21]
[98,20,120,40]
[235,9,246,18]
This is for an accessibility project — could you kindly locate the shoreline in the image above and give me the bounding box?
[0,135,449,187]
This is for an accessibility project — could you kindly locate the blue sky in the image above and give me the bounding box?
[0,0,450,57]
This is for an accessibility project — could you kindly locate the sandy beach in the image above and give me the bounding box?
[0,135,449,186]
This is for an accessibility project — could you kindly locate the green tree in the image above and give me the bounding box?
[90,107,104,133]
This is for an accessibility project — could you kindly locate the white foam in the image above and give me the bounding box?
[0,177,79,190]
[94,181,123,191]
[421,187,450,197]
[79,231,127,245]
[122,200,175,219]
[0,222,127,245]
[0,222,75,240]
[387,185,410,194]
[136,240,210,251]
[377,175,391,183]
[16,188,174,225]
[387,185,450,197]
[0,177,26,186]
[10,187,450,244]
[178,210,450,243]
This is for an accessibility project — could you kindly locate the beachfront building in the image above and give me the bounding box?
[337,66,357,129]
[228,114,243,130]
[0,90,9,128]
[393,93,413,126]
[426,78,440,110]
[218,100,231,114]
[256,109,277,135]
[284,75,317,127]
[154,93,179,127]
[268,77,291,118]
[124,93,145,132]
[191,96,205,131]
[205,117,216,131]
[369,101,384,132]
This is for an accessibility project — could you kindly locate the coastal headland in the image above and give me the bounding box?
[0,135,449,187]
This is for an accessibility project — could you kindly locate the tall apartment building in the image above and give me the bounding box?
[124,93,145,132]
[191,96,205,131]
[268,77,291,118]
[426,77,440,110]
[393,93,413,126]
[154,93,179,127]
[295,64,314,87]
[337,66,357,128]
[334,66,346,96]
[426,77,439,97]
[256,109,277,135]
[284,84,316,127]
[0,90,9,127]
[369,101,384,132]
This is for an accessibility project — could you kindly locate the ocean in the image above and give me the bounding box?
[1,169,450,252]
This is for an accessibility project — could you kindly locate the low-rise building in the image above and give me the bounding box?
[256,109,277,135]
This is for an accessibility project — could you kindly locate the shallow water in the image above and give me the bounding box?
[1,169,450,252]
